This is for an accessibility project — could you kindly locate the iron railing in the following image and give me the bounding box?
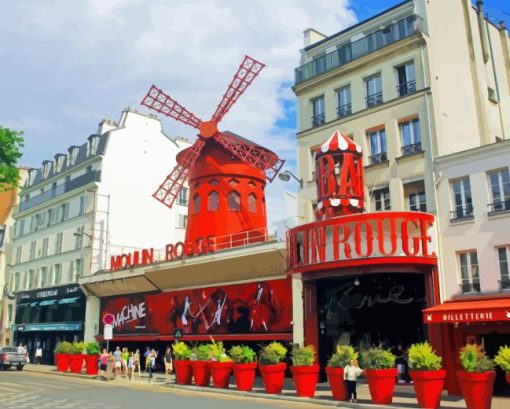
[366,92,383,107]
[311,113,325,128]
[401,142,422,156]
[337,103,352,118]
[397,80,417,97]
[460,282,481,293]
[488,199,510,214]
[369,152,387,165]
[295,15,423,84]
[500,277,510,290]
[450,206,474,221]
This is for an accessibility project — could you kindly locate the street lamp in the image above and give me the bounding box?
[278,170,303,189]
[73,231,93,240]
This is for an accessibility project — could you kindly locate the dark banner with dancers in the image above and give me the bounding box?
[100,278,292,335]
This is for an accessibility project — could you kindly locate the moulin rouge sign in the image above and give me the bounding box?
[110,236,215,272]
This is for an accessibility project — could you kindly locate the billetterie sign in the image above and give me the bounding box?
[110,236,215,271]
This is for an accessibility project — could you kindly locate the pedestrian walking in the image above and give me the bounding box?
[121,347,129,376]
[99,348,109,377]
[35,345,43,365]
[127,352,135,382]
[344,359,364,403]
[164,346,173,378]
[113,346,122,376]
[148,349,157,383]
[134,349,141,377]
[144,347,151,374]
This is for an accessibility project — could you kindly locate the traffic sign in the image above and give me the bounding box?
[103,313,115,325]
[173,328,183,339]
[104,324,113,340]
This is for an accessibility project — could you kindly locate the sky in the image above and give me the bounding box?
[1,0,509,226]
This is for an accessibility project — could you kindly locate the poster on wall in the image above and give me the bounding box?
[100,278,292,336]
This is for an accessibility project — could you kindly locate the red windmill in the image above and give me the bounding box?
[141,55,285,246]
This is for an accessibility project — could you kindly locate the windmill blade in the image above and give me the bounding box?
[141,85,202,130]
[211,56,265,123]
[214,132,285,182]
[153,139,206,208]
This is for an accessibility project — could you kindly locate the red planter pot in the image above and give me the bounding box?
[85,355,99,375]
[55,353,70,372]
[233,362,257,391]
[69,354,85,374]
[506,373,510,386]
[210,361,233,389]
[409,369,446,409]
[365,368,398,404]
[457,370,495,409]
[175,360,193,385]
[259,363,287,394]
[291,364,320,398]
[326,366,348,401]
[192,361,210,387]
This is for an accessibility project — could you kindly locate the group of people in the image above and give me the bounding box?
[98,346,174,382]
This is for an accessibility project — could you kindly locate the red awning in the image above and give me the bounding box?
[423,299,510,324]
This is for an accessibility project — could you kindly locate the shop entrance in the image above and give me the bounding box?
[316,273,427,369]
[481,331,510,396]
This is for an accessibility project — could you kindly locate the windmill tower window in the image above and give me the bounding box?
[248,193,257,213]
[208,191,219,211]
[193,194,201,214]
[228,191,241,211]
[229,178,240,185]
[209,179,219,186]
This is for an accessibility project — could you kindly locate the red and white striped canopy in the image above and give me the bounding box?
[316,130,362,155]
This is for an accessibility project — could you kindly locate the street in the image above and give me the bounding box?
[0,371,324,409]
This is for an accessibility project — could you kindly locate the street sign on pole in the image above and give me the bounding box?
[173,328,183,339]
[103,313,115,326]
[104,324,113,352]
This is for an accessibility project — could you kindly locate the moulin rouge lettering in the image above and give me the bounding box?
[113,302,146,328]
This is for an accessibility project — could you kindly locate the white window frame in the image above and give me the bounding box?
[408,191,426,212]
[497,246,510,289]
[372,187,391,211]
[451,177,473,218]
[458,250,480,293]
[487,168,510,210]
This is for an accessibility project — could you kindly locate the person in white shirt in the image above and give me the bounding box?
[35,346,43,365]
[343,359,364,403]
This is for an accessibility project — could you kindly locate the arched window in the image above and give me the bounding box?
[208,191,219,211]
[209,179,219,186]
[193,194,201,214]
[228,191,241,211]
[248,193,257,213]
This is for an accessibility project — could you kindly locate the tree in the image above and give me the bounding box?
[0,125,24,192]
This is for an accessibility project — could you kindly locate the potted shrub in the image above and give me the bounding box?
[290,344,320,398]
[494,345,510,386]
[258,341,288,394]
[229,345,257,391]
[173,341,193,385]
[457,344,495,409]
[54,341,72,372]
[326,345,358,401]
[69,342,86,374]
[84,342,101,375]
[362,346,397,404]
[192,344,211,387]
[208,338,233,389]
[408,342,446,409]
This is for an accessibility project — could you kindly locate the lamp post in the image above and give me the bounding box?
[278,170,303,189]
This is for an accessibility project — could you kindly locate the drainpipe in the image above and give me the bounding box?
[477,1,490,63]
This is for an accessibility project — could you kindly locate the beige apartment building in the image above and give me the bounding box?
[293,0,510,222]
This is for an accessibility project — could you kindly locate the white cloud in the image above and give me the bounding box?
[0,0,357,224]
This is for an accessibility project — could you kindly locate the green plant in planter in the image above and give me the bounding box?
[494,345,510,373]
[408,342,442,370]
[459,344,494,372]
[194,344,212,361]
[70,342,86,355]
[54,341,73,354]
[259,341,287,365]
[228,345,256,364]
[86,342,101,355]
[173,341,192,361]
[361,346,396,369]
[328,345,358,368]
[291,344,316,366]
[208,338,231,362]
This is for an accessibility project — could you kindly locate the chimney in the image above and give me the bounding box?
[97,118,118,135]
[303,28,326,48]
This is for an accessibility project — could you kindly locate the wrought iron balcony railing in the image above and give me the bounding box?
[295,15,423,85]
[460,282,481,293]
[401,142,422,156]
[311,113,325,128]
[450,206,474,222]
[500,277,510,290]
[369,152,387,165]
[488,199,510,214]
[397,80,417,97]
[337,103,352,118]
[366,92,383,108]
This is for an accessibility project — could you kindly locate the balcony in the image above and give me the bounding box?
[460,282,481,294]
[311,113,325,128]
[401,142,422,156]
[397,80,417,97]
[337,103,352,118]
[295,15,423,85]
[450,206,474,222]
[18,171,101,212]
[500,277,510,290]
[369,152,387,165]
[366,92,383,108]
[488,199,510,215]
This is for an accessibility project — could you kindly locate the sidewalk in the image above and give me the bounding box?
[23,364,510,409]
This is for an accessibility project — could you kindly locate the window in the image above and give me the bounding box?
[75,259,83,280]
[40,267,48,288]
[41,237,49,257]
[29,216,37,232]
[79,195,86,215]
[459,251,480,293]
[227,191,241,211]
[0,226,4,248]
[409,192,427,212]
[311,96,325,127]
[336,86,351,118]
[15,246,22,264]
[27,269,35,290]
[208,191,219,211]
[14,273,20,291]
[451,178,473,220]
[498,247,510,290]
[488,168,510,213]
[396,62,416,96]
[7,305,12,325]
[400,118,422,155]
[193,194,201,214]
[54,264,62,285]
[55,232,63,254]
[49,208,56,225]
[177,187,188,205]
[368,129,387,164]
[75,226,84,249]
[48,267,54,287]
[209,179,219,186]
[57,202,69,222]
[248,193,257,213]
[15,219,25,237]
[373,187,391,211]
[29,241,37,261]
[177,214,187,229]
[67,261,74,283]
[365,74,383,107]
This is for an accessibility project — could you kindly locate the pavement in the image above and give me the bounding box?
[20,364,510,409]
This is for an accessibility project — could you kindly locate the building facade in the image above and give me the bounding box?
[9,109,190,361]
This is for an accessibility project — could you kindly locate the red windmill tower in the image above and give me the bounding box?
[141,56,285,247]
